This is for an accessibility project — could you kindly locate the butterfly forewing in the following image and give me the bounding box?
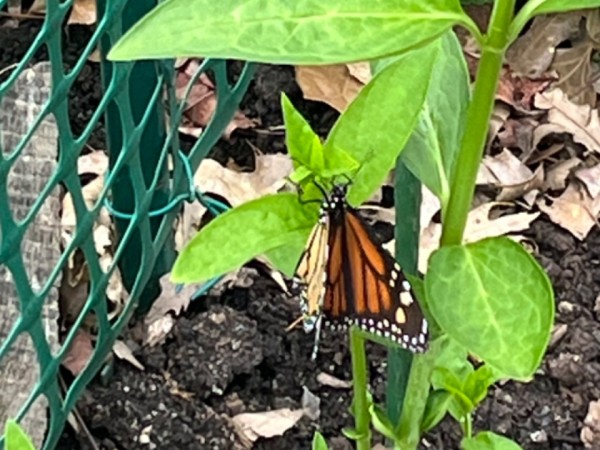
[322,197,428,353]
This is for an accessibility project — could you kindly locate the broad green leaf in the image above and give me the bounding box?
[325,40,440,206]
[404,273,443,337]
[172,193,318,283]
[5,420,36,450]
[509,0,600,43]
[370,404,400,442]
[264,233,308,277]
[420,390,452,432]
[282,93,359,188]
[401,30,469,210]
[312,432,329,450]
[463,365,496,406]
[462,432,524,450]
[425,237,554,381]
[109,0,471,64]
[529,0,600,14]
[432,367,474,417]
[282,93,325,172]
[430,336,471,389]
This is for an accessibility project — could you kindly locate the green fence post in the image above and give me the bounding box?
[386,161,421,423]
[98,0,175,313]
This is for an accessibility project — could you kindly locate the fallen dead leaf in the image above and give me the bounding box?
[418,202,539,271]
[550,9,600,107]
[301,387,320,420]
[232,408,304,442]
[113,340,144,371]
[482,149,533,186]
[581,399,600,448]
[496,67,555,111]
[507,12,583,77]
[295,63,370,112]
[77,150,108,174]
[67,0,96,25]
[537,182,600,240]
[575,164,600,198]
[533,89,600,153]
[545,157,582,191]
[61,330,93,376]
[143,274,199,345]
[316,372,352,389]
[176,59,257,138]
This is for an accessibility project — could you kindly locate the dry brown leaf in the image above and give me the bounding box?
[176,59,256,138]
[545,157,582,191]
[498,165,545,202]
[113,340,144,370]
[507,13,583,77]
[418,203,539,271]
[550,9,600,107]
[537,182,600,240]
[77,150,108,175]
[295,63,370,112]
[482,148,533,186]
[316,372,352,389]
[67,0,96,25]
[581,399,600,448]
[552,42,597,107]
[232,409,304,442]
[28,0,46,13]
[533,89,600,153]
[61,330,93,376]
[301,387,320,420]
[575,164,600,198]
[496,68,555,111]
[147,274,197,319]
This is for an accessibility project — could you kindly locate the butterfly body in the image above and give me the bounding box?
[294,184,428,358]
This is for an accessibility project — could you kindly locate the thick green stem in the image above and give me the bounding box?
[440,0,516,246]
[350,327,371,450]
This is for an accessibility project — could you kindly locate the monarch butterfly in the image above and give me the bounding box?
[292,183,429,359]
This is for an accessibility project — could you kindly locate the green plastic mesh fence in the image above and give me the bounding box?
[0,1,254,448]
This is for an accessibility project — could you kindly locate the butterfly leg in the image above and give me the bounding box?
[310,314,323,361]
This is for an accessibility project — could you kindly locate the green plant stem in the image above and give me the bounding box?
[440,0,516,247]
[464,413,473,439]
[350,327,371,450]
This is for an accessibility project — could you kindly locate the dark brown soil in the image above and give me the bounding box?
[2,14,599,450]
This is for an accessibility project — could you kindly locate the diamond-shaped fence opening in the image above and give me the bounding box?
[0,1,255,448]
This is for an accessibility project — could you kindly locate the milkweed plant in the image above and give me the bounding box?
[109,0,600,448]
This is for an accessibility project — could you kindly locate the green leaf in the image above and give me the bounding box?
[264,233,308,277]
[463,365,497,406]
[341,427,363,441]
[462,432,524,450]
[432,367,474,417]
[5,419,36,450]
[109,0,470,64]
[509,0,600,43]
[282,93,325,173]
[530,0,600,15]
[325,39,440,206]
[282,93,359,189]
[425,237,555,381]
[172,193,318,283]
[312,432,329,450]
[369,404,400,442]
[420,390,452,432]
[401,30,469,210]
